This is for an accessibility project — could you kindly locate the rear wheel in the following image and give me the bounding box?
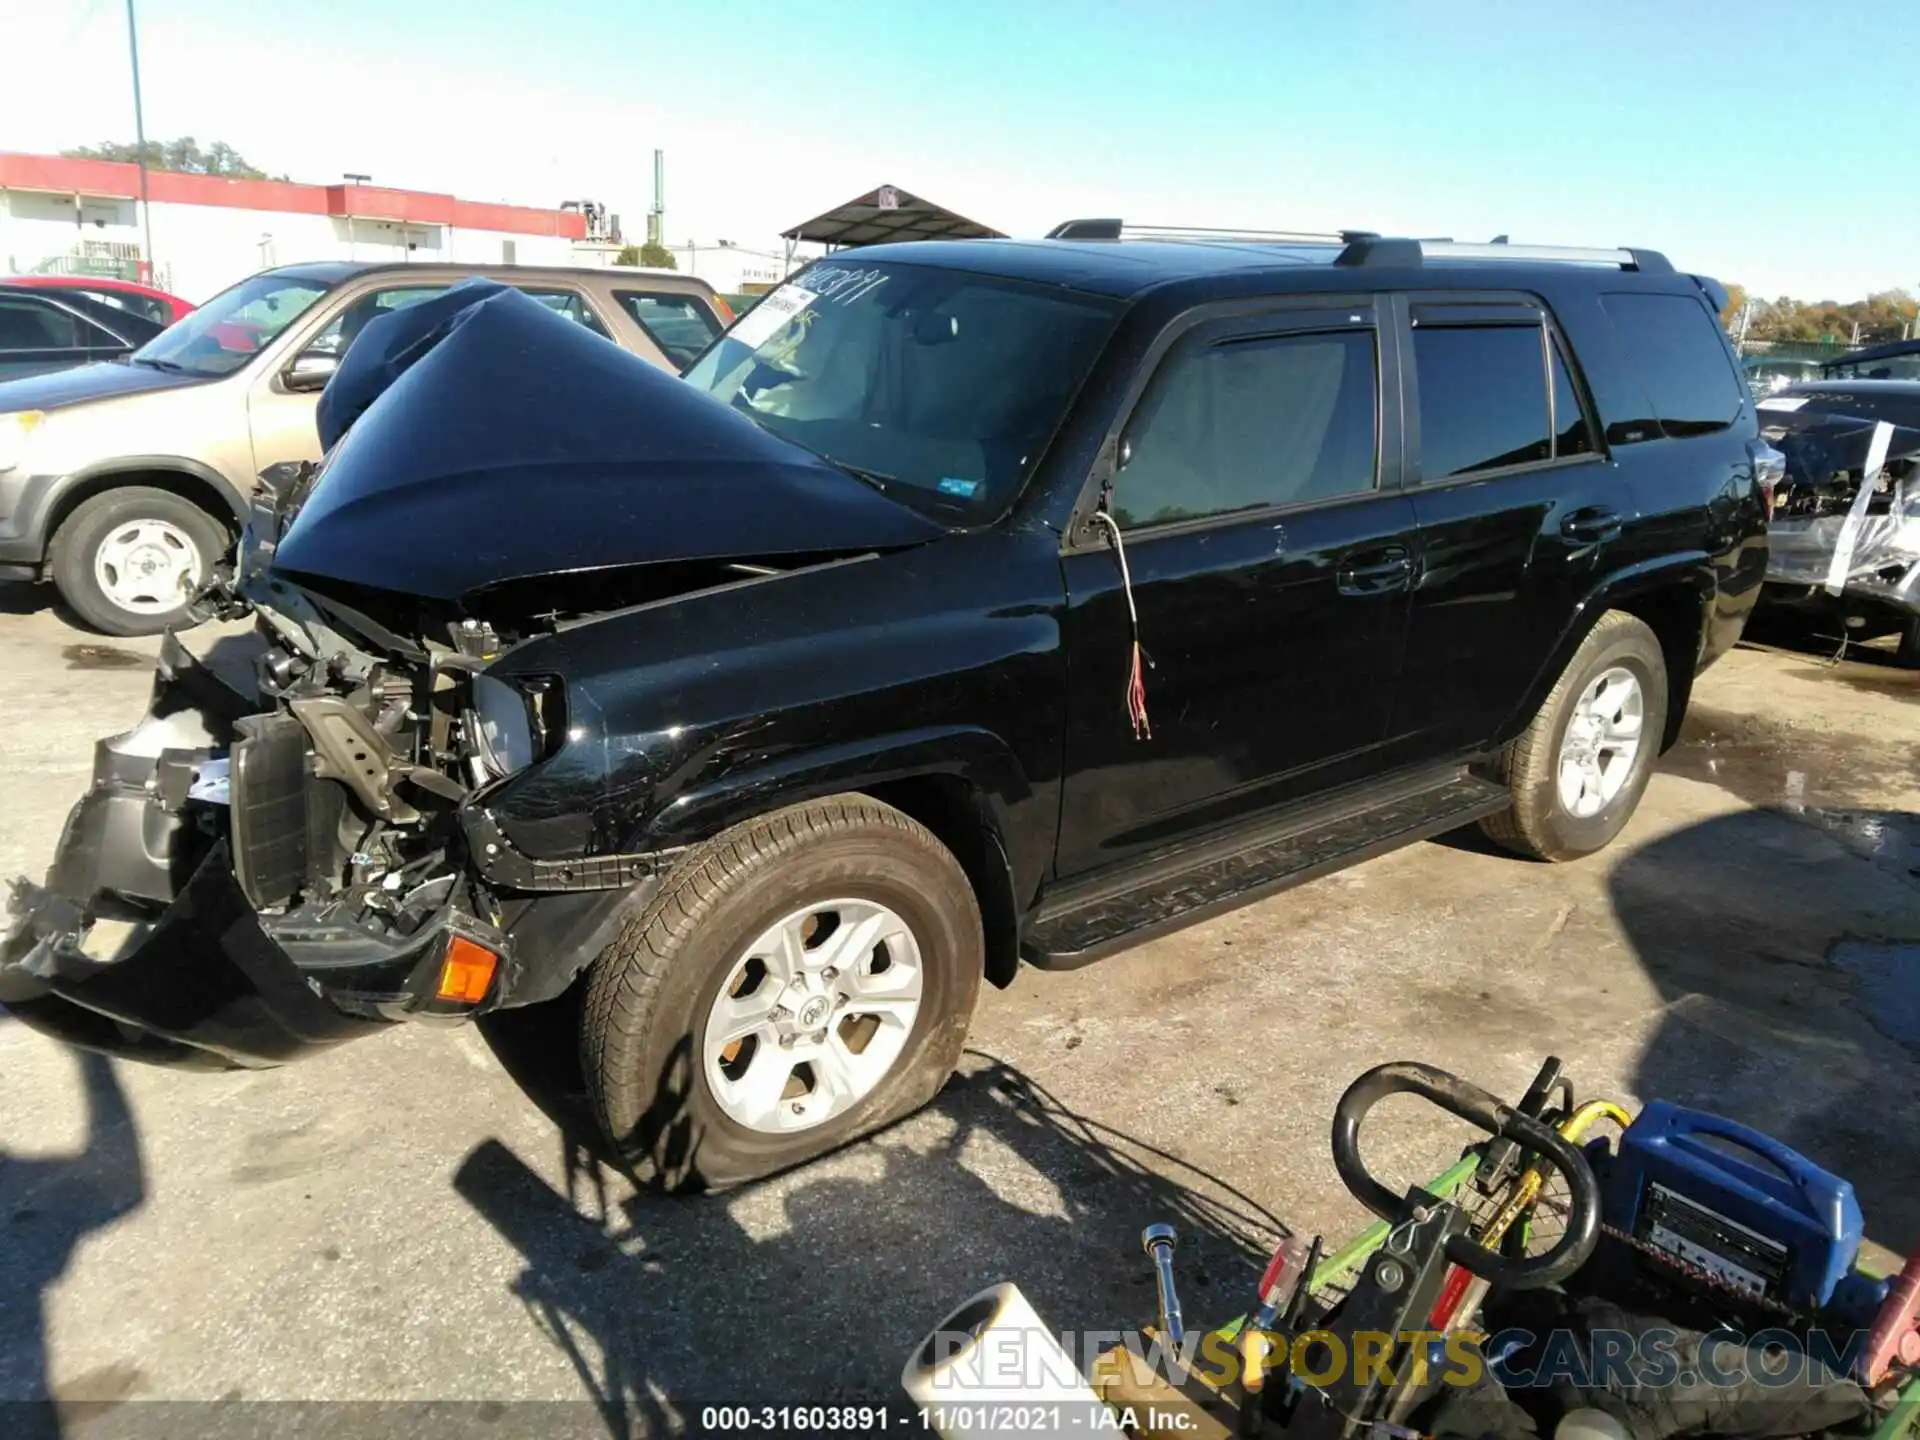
[1481,611,1669,862]
[49,487,226,636]
[580,795,983,1191]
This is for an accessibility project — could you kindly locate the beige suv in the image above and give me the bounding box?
[0,262,729,634]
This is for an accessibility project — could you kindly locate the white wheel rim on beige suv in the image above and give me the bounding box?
[1556,666,1644,820]
[93,518,203,616]
[701,898,924,1134]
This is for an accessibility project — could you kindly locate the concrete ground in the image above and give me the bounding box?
[1,586,1916,1436]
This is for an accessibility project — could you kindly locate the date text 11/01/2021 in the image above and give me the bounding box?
[699,1403,1190,1433]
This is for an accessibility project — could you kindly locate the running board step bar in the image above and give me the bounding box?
[1024,771,1510,968]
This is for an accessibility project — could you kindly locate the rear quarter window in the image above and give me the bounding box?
[1600,292,1747,439]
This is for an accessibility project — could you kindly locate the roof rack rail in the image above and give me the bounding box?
[1046,218,1379,246]
[1043,220,1674,274]
[1336,237,1674,273]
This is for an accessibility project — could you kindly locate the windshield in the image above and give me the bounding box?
[683,260,1119,515]
[132,272,332,377]
[1822,354,1920,382]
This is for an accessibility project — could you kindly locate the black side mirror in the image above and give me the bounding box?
[283,352,339,393]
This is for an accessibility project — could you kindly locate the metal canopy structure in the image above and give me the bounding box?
[780,184,1004,251]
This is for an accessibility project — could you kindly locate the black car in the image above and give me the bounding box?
[2,228,1772,1188]
[1765,377,1920,433]
[1818,338,1920,383]
[0,284,164,381]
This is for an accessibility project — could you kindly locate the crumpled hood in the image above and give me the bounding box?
[1759,395,1920,487]
[274,283,944,605]
[0,358,211,414]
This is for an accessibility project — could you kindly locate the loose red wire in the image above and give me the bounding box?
[1093,509,1151,741]
[1127,641,1151,740]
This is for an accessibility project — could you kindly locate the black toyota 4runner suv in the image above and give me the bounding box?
[3,226,1772,1188]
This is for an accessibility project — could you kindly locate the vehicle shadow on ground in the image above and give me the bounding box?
[1610,807,1920,1253]
[0,582,63,624]
[0,1047,146,1438]
[1740,607,1913,674]
[455,1040,1279,1438]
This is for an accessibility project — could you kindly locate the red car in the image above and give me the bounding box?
[4,275,194,328]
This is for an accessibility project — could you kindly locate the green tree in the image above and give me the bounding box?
[1748,289,1917,347]
[615,242,678,269]
[62,136,278,180]
[1719,283,1748,330]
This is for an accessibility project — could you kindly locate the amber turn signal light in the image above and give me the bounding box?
[436,936,499,1004]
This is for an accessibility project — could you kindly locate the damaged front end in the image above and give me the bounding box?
[1759,399,1920,646]
[3,283,946,1067]
[0,470,636,1067]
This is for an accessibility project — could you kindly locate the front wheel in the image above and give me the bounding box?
[580,795,984,1191]
[1480,610,1669,862]
[48,487,227,636]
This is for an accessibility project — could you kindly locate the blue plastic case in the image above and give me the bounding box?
[1600,1101,1863,1312]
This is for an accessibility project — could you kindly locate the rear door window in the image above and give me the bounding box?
[0,296,81,350]
[615,290,722,369]
[1600,292,1746,438]
[81,289,171,326]
[1412,323,1553,479]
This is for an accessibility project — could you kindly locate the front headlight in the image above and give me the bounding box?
[469,673,537,778]
[0,410,46,474]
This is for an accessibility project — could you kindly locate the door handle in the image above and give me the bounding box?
[1560,506,1622,544]
[1336,547,1415,596]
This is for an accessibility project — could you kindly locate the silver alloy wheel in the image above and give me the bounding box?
[701,897,925,1134]
[92,518,203,617]
[1556,665,1644,820]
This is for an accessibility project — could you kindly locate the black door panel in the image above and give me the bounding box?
[1394,461,1624,756]
[1388,294,1629,758]
[1055,302,1411,877]
[1057,493,1419,874]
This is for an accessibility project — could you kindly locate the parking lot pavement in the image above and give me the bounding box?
[2,587,1916,1428]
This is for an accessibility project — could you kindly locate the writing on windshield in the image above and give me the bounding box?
[683,260,1118,517]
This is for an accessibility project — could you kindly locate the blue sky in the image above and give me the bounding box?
[7,0,1914,298]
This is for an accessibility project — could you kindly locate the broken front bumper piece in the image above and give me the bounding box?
[6,847,394,1067]
[2,840,511,1069]
[0,626,510,1069]
[1766,493,1920,618]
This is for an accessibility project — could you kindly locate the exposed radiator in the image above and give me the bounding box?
[229,714,310,909]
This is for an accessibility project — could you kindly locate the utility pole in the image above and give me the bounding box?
[647,149,664,249]
[126,0,155,282]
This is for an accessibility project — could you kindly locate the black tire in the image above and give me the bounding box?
[1898,614,1920,670]
[580,795,984,1191]
[48,486,227,636]
[1480,611,1669,863]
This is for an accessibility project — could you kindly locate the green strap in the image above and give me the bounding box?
[1871,1377,1919,1440]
